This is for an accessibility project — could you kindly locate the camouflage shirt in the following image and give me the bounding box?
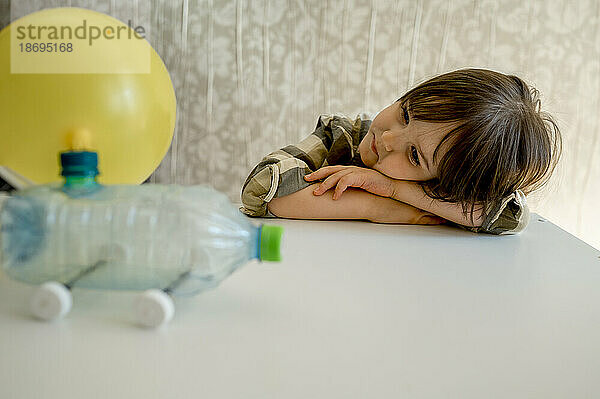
[240,114,530,235]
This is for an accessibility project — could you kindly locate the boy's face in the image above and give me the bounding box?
[359,101,456,181]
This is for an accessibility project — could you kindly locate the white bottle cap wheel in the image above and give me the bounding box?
[30,281,72,321]
[134,289,174,328]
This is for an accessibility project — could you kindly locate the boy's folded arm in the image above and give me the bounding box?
[268,185,442,224]
[389,180,486,227]
[241,113,371,218]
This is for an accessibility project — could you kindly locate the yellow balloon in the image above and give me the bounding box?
[0,7,176,184]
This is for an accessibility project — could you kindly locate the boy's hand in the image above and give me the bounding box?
[305,166,396,200]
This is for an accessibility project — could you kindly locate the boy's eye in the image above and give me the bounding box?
[402,106,410,125]
[410,145,420,166]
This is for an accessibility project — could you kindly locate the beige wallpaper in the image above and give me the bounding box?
[7,0,600,250]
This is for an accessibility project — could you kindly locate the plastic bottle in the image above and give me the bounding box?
[0,150,283,328]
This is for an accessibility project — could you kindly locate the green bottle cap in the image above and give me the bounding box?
[260,225,283,262]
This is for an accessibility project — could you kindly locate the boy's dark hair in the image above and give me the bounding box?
[399,68,562,226]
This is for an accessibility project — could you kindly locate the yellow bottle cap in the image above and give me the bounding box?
[65,128,93,151]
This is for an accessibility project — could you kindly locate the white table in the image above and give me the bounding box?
[1,213,599,399]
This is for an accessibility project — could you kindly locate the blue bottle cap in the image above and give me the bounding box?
[60,151,99,177]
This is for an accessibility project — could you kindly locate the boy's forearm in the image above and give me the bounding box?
[390,180,485,227]
[267,185,442,224]
[267,185,374,220]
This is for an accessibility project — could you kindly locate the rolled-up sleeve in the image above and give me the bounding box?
[457,190,531,235]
